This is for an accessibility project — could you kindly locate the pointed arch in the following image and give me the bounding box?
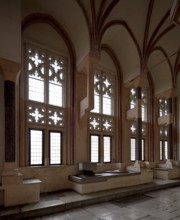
[101,44,122,162]
[148,46,173,86]
[22,13,76,164]
[100,20,142,64]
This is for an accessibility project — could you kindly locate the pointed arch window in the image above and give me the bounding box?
[129,86,148,162]
[26,44,67,166]
[130,88,136,109]
[159,98,168,117]
[160,126,168,160]
[91,71,113,115]
[89,70,114,163]
[130,121,145,161]
[141,88,147,122]
[159,98,168,160]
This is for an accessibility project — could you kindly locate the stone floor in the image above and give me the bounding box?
[31,189,180,220]
[1,179,180,220]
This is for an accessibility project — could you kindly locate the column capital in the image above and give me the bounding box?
[0,57,20,83]
[77,52,100,118]
[124,74,149,89]
[156,88,176,99]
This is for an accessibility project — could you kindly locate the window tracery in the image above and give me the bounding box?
[26,44,67,166]
[89,70,114,163]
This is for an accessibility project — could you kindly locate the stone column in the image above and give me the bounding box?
[167,97,173,159]
[135,86,142,160]
[0,59,42,207]
[0,58,20,175]
[4,80,15,162]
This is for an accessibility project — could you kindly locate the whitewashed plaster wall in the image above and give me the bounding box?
[0,0,21,63]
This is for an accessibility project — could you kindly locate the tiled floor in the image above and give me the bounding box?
[1,179,180,220]
[30,186,180,220]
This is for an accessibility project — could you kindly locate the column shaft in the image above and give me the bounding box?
[167,98,173,159]
[4,80,15,162]
[135,86,142,160]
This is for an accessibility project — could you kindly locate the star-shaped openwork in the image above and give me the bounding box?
[30,108,44,122]
[51,60,61,73]
[90,118,99,129]
[103,120,111,130]
[131,124,136,133]
[104,79,110,88]
[94,75,99,83]
[131,88,136,96]
[31,53,42,67]
[50,112,61,125]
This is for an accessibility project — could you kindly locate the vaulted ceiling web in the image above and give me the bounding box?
[22,0,180,94]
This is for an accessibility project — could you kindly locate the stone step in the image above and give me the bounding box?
[0,178,180,219]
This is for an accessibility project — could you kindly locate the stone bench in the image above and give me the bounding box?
[153,167,180,180]
[69,168,153,194]
[153,160,180,180]
[2,178,42,207]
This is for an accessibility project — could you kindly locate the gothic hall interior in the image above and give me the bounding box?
[0,0,180,210]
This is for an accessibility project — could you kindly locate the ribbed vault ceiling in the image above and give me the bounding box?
[22,0,180,94]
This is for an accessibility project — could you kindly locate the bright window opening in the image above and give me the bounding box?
[103,136,111,162]
[30,129,43,165]
[26,44,67,166]
[90,135,99,163]
[50,132,61,165]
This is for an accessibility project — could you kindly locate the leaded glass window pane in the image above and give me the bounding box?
[131,138,144,161]
[91,73,101,113]
[26,44,67,166]
[160,125,168,160]
[159,98,168,117]
[89,70,114,163]
[131,138,136,161]
[48,56,65,107]
[103,94,111,115]
[160,140,168,160]
[165,141,168,160]
[160,140,163,160]
[27,48,45,103]
[141,88,147,122]
[130,88,136,109]
[141,105,145,121]
[49,83,62,107]
[91,71,113,115]
[103,136,111,162]
[142,139,145,161]
[30,129,43,165]
[90,135,99,163]
[28,77,44,102]
[92,94,100,113]
[50,132,61,165]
